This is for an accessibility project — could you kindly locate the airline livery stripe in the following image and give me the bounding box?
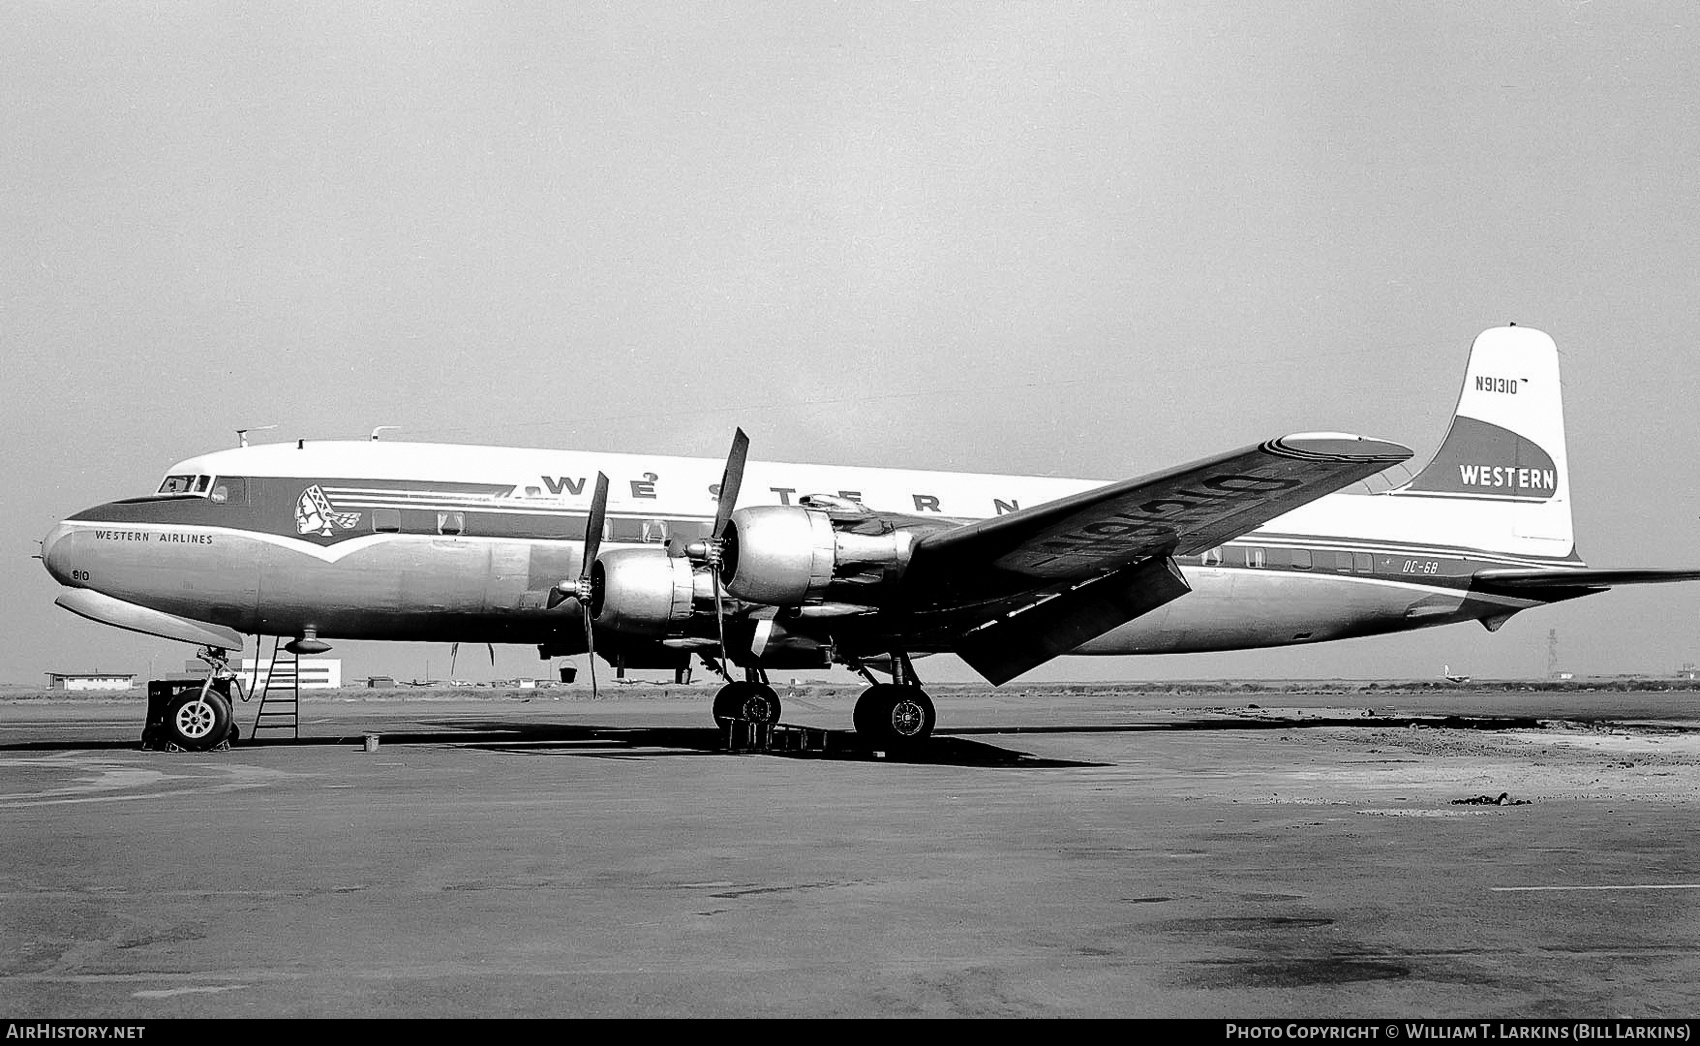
[1247,532,1581,568]
[1199,567,1543,610]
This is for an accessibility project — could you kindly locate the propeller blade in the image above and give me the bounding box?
[486,643,495,666]
[711,428,749,540]
[547,473,609,609]
[712,567,730,682]
[449,642,459,677]
[583,607,598,699]
[580,473,608,699]
[581,472,609,569]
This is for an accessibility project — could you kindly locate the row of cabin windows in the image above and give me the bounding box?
[368,509,710,544]
[1201,546,1377,574]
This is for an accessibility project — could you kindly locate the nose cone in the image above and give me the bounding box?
[42,521,74,585]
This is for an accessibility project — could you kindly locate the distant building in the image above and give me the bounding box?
[366,676,396,688]
[45,672,136,692]
[239,658,342,690]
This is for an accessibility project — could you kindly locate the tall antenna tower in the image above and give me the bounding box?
[1547,628,1560,679]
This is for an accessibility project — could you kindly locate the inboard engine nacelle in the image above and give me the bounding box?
[591,548,710,636]
[720,505,925,606]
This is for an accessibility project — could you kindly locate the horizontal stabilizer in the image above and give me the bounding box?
[1473,567,1700,594]
[56,589,245,650]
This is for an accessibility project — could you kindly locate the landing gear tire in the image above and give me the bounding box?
[165,689,233,751]
[853,684,935,750]
[712,681,781,729]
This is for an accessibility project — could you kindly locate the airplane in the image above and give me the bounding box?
[39,325,1700,752]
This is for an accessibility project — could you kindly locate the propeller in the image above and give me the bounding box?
[547,473,609,698]
[687,429,749,682]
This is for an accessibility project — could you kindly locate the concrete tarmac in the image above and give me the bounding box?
[2,684,1698,1018]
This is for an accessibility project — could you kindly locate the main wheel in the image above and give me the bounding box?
[853,684,935,749]
[712,681,781,728]
[164,688,234,751]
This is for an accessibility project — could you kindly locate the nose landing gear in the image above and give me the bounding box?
[143,646,240,751]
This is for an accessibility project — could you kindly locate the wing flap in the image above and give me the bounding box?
[954,555,1191,685]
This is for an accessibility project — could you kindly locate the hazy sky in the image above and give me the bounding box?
[5,3,1698,685]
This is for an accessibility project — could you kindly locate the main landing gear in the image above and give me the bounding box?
[711,667,781,730]
[705,653,937,751]
[850,653,935,750]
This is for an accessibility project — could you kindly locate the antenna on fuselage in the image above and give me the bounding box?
[236,425,277,448]
[370,426,400,441]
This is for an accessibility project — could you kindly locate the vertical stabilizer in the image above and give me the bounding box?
[1392,326,1575,558]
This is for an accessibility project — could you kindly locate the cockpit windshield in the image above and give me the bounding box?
[156,474,216,497]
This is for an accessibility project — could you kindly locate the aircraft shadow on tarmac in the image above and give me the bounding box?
[947,711,1548,736]
[0,711,1549,768]
[353,720,1108,769]
[0,719,1096,767]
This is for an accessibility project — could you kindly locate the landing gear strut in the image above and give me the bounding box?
[852,652,935,749]
[711,666,781,729]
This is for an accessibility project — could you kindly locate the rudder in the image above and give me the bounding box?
[1392,326,1575,557]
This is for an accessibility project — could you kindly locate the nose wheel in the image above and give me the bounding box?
[159,687,235,751]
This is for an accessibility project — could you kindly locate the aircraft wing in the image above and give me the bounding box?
[893,433,1412,683]
[902,433,1413,604]
[1473,567,1700,597]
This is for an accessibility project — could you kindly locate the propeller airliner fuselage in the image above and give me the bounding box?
[40,327,1700,751]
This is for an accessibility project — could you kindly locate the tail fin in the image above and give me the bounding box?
[1391,326,1575,559]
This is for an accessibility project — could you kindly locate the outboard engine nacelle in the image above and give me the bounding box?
[592,548,707,636]
[720,505,921,606]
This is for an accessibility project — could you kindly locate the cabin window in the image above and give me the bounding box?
[1291,549,1312,570]
[1202,547,1224,567]
[1354,552,1374,574]
[438,511,465,536]
[1334,552,1354,573]
[640,519,668,544]
[1244,546,1265,568]
[372,508,402,533]
[208,477,243,506]
[194,475,211,493]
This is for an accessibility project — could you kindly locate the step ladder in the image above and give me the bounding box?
[249,637,300,740]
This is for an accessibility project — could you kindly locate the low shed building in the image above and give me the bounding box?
[46,672,137,692]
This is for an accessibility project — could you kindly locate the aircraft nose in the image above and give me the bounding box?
[41,521,75,585]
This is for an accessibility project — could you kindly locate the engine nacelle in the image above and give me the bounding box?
[591,548,701,636]
[721,505,918,607]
